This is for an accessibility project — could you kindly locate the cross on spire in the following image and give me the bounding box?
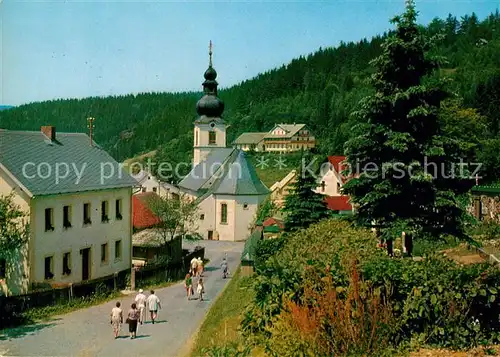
[209,40,213,67]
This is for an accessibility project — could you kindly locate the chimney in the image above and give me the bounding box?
[41,126,56,141]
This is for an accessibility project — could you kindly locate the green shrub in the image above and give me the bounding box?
[468,221,500,240]
[242,218,500,353]
[253,236,286,272]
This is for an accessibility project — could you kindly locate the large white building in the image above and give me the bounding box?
[177,45,270,241]
[0,127,137,296]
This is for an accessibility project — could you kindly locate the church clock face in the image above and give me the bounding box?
[209,122,216,128]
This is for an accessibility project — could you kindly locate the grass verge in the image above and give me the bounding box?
[189,266,256,356]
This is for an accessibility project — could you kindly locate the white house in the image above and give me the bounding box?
[133,169,180,199]
[233,124,316,153]
[314,155,353,213]
[0,126,137,296]
[314,156,347,197]
[176,46,270,241]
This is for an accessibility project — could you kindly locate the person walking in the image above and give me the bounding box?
[110,301,123,339]
[135,289,147,325]
[221,257,229,278]
[184,273,193,300]
[197,278,205,301]
[196,257,204,277]
[190,257,198,276]
[126,303,140,339]
[146,290,161,324]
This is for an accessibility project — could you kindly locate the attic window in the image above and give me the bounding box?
[321,181,326,192]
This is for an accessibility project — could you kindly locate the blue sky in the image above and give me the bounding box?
[1,0,499,106]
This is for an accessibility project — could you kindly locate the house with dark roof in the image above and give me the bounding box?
[0,126,137,296]
[177,44,270,241]
[132,169,180,199]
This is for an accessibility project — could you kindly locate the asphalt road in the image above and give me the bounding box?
[0,241,244,357]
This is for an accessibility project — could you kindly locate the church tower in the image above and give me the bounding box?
[193,41,226,166]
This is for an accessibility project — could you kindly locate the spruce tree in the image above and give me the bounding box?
[282,153,329,232]
[342,0,475,251]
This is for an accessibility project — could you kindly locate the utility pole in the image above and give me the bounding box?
[87,117,95,146]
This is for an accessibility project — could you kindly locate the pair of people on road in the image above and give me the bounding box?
[184,273,205,301]
[135,289,161,324]
[190,257,204,277]
[109,301,140,339]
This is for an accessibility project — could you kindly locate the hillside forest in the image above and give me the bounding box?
[1,10,500,182]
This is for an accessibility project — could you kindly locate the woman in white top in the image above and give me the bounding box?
[110,301,123,339]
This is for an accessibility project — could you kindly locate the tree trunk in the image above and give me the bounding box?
[405,233,413,257]
[386,239,393,256]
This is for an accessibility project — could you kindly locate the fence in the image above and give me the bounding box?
[0,246,204,329]
[133,246,205,288]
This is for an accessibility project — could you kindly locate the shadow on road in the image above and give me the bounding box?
[0,322,57,341]
[134,334,151,339]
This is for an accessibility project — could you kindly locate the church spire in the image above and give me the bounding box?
[196,41,224,118]
[209,40,213,67]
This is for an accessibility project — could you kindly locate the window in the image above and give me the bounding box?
[101,243,108,264]
[44,256,54,280]
[101,201,109,223]
[153,187,157,193]
[209,131,216,145]
[321,181,326,192]
[200,214,205,220]
[142,187,146,193]
[0,259,6,279]
[243,203,249,210]
[62,252,71,275]
[195,130,198,146]
[115,199,123,220]
[337,183,341,192]
[63,205,72,228]
[220,203,228,224]
[83,203,92,225]
[45,208,54,231]
[115,240,122,260]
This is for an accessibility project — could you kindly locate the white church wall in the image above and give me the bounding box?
[194,195,217,239]
[233,195,261,242]
[214,195,236,241]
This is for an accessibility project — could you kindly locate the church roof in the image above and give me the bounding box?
[178,148,233,192]
[178,148,269,197]
[211,150,269,195]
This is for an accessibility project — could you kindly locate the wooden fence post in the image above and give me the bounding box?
[131,266,136,291]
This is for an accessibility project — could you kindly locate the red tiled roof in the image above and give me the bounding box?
[263,217,284,229]
[133,193,160,229]
[325,195,352,211]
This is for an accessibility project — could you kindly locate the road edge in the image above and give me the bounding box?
[177,263,242,357]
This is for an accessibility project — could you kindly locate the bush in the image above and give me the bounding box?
[468,221,500,240]
[253,236,286,272]
[242,218,500,353]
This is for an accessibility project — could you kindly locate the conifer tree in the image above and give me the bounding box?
[282,153,329,232]
[342,0,475,252]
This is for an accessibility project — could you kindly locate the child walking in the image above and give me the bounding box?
[197,278,205,301]
[184,273,193,300]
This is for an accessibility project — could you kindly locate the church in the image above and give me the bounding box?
[177,43,270,241]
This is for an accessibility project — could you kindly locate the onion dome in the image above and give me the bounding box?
[196,41,224,118]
